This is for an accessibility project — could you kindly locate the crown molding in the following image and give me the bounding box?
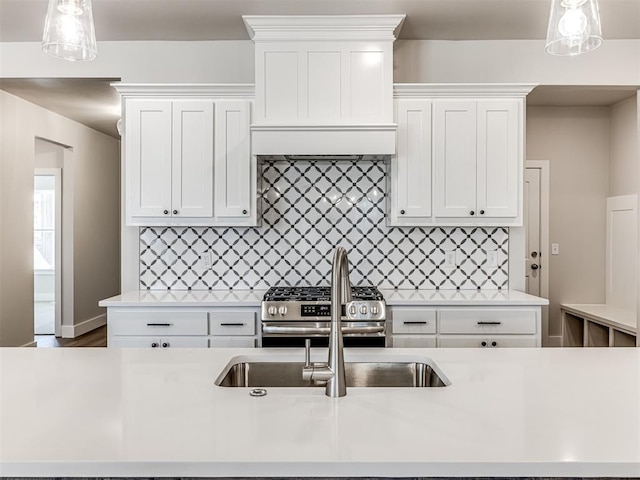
[112,84,255,98]
[393,83,538,98]
[243,15,406,42]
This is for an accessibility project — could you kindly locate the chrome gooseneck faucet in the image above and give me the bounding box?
[302,246,352,397]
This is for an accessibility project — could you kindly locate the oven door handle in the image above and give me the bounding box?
[262,325,385,335]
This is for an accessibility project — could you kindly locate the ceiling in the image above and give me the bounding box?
[0,0,638,138]
[1,0,640,42]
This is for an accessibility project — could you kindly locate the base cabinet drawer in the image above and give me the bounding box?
[210,336,257,348]
[109,336,210,348]
[108,310,209,336]
[390,335,437,348]
[438,335,538,348]
[391,308,437,334]
[439,308,538,335]
[209,310,256,336]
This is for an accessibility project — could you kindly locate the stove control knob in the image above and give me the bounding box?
[360,305,368,315]
[349,305,357,315]
[371,306,379,315]
[278,306,288,316]
[268,306,277,316]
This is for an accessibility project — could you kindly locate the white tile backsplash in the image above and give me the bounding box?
[140,160,509,290]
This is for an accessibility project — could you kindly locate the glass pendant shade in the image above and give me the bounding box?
[545,0,602,56]
[42,0,97,61]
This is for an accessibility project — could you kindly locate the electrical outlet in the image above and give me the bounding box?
[444,250,456,268]
[551,243,560,255]
[486,250,498,267]
[200,251,212,269]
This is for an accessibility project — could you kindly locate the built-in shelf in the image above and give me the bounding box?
[561,304,637,348]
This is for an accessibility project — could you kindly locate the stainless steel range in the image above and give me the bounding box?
[261,286,386,347]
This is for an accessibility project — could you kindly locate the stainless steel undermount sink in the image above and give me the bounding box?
[215,357,451,388]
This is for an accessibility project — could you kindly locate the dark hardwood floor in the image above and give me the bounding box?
[34,325,107,347]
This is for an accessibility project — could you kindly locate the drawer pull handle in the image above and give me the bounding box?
[220,322,245,327]
[146,323,173,327]
[477,321,502,325]
[403,321,427,325]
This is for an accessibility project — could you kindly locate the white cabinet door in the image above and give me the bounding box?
[476,100,519,218]
[433,100,477,217]
[438,335,538,348]
[214,101,252,219]
[171,101,214,218]
[390,99,432,224]
[126,99,172,218]
[108,336,209,348]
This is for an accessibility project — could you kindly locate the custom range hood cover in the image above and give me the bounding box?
[244,15,405,156]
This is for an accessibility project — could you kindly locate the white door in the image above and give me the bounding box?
[476,100,519,218]
[171,100,214,217]
[525,161,551,346]
[433,100,477,217]
[127,99,172,218]
[214,100,251,219]
[392,99,432,222]
[524,167,541,296]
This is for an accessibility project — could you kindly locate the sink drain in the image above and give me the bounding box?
[249,388,267,397]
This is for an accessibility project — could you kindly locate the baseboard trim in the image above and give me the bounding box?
[547,335,563,348]
[61,313,107,339]
[21,341,37,347]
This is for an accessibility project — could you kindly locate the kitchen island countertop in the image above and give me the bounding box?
[1,346,637,477]
[99,288,548,307]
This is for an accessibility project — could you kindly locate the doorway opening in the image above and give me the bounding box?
[34,169,62,336]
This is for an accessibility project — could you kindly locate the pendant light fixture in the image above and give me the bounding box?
[42,0,97,61]
[545,0,602,56]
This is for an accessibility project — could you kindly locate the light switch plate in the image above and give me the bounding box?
[201,251,212,269]
[551,243,560,255]
[444,250,456,268]
[486,250,498,267]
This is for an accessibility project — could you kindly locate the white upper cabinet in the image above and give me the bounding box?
[434,99,519,220]
[476,101,519,217]
[214,101,251,219]
[244,15,405,155]
[116,85,257,227]
[389,99,432,225]
[433,100,478,218]
[171,100,215,218]
[391,84,535,227]
[126,100,173,218]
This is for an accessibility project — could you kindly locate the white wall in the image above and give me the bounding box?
[394,40,640,84]
[0,91,120,346]
[609,95,639,197]
[526,106,611,343]
[1,39,640,85]
[0,41,255,83]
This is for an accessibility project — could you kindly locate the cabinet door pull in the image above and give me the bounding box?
[403,321,427,325]
[146,322,173,327]
[477,321,502,325]
[220,322,245,327]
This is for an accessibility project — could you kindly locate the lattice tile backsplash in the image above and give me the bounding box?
[139,160,509,290]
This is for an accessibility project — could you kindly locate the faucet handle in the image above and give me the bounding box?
[304,338,311,368]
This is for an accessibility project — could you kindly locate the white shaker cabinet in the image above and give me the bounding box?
[126,99,214,220]
[105,306,259,348]
[116,84,257,227]
[389,99,433,225]
[433,99,519,220]
[387,305,541,348]
[390,84,534,227]
[214,101,252,220]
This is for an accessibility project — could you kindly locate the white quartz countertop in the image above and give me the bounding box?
[1,347,638,477]
[99,289,548,307]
